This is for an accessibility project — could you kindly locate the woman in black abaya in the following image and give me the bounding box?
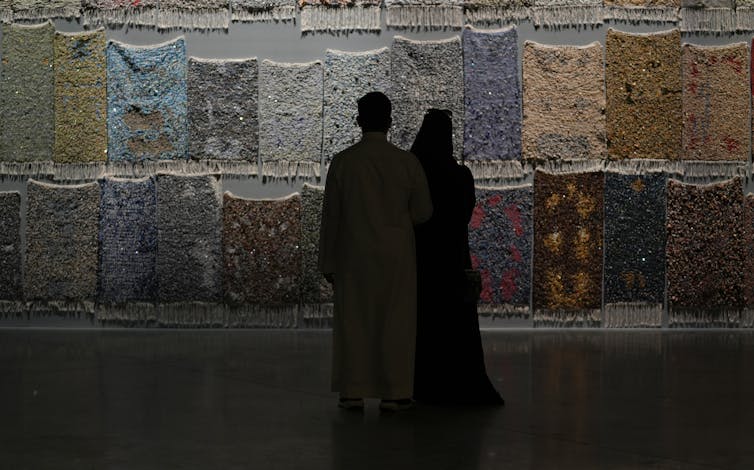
[411,109,503,406]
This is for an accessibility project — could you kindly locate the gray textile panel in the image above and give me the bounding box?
[0,192,22,301]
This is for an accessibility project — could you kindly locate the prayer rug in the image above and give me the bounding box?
[682,43,749,162]
[299,1,381,32]
[188,58,258,162]
[603,0,679,22]
[469,185,533,318]
[680,0,735,32]
[606,29,681,160]
[53,30,107,164]
[384,0,464,29]
[259,60,323,179]
[603,172,666,328]
[157,0,230,30]
[666,178,745,327]
[745,193,754,328]
[391,36,464,161]
[522,41,605,161]
[300,184,334,324]
[533,171,603,327]
[0,22,54,163]
[81,0,158,26]
[0,192,22,304]
[107,38,188,163]
[156,174,222,304]
[230,0,295,21]
[463,0,533,24]
[98,177,157,305]
[6,0,80,20]
[531,0,604,28]
[25,180,99,306]
[323,48,390,162]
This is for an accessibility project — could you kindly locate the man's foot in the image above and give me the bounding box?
[338,398,364,410]
[379,398,414,412]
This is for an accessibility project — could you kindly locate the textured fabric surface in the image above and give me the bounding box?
[7,0,81,19]
[156,175,222,303]
[463,0,533,23]
[222,193,301,306]
[299,1,382,32]
[523,41,605,161]
[25,180,99,302]
[463,27,521,162]
[81,0,158,26]
[680,0,735,32]
[604,0,679,22]
[258,60,323,177]
[107,38,188,162]
[384,0,464,28]
[606,29,681,160]
[745,194,754,327]
[300,184,334,307]
[531,0,604,27]
[157,0,230,30]
[99,178,157,304]
[323,48,390,161]
[0,22,54,163]
[230,0,295,21]
[188,58,258,161]
[666,178,745,326]
[533,171,603,326]
[604,173,666,327]
[391,36,464,160]
[682,43,749,161]
[469,186,532,317]
[0,192,22,301]
[54,30,107,164]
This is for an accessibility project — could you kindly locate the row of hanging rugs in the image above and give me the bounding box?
[1,23,753,182]
[3,0,754,32]
[1,172,753,328]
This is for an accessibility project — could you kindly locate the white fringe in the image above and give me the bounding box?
[262,160,321,180]
[27,300,96,316]
[604,302,663,328]
[9,6,81,20]
[385,5,464,28]
[300,303,334,328]
[531,6,605,27]
[464,6,532,23]
[465,160,527,181]
[81,7,158,27]
[0,162,54,180]
[96,302,159,325]
[0,300,26,317]
[680,7,736,32]
[226,304,299,328]
[743,308,754,328]
[606,158,679,175]
[1,8,12,23]
[736,7,754,31]
[536,158,605,174]
[680,161,746,180]
[604,6,679,22]
[533,308,601,327]
[158,302,228,328]
[300,5,381,32]
[669,308,741,327]
[157,8,230,30]
[231,5,296,22]
[477,303,531,319]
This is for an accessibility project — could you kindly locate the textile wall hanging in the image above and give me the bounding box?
[533,171,603,327]
[230,0,295,21]
[25,180,99,313]
[603,172,666,328]
[300,184,333,325]
[462,27,522,180]
[666,178,745,327]
[680,0,735,32]
[745,193,754,328]
[606,29,681,161]
[391,36,464,161]
[464,0,532,23]
[156,174,222,309]
[223,193,302,327]
[299,1,382,32]
[259,60,323,179]
[384,0,464,29]
[81,0,158,27]
[469,185,533,318]
[107,38,188,163]
[0,1,10,22]
[53,30,107,165]
[682,43,749,162]
[323,48,390,162]
[157,0,230,30]
[522,41,605,162]
[0,192,22,312]
[738,0,754,30]
[603,0,679,22]
[531,0,604,28]
[0,22,54,163]
[188,57,259,166]
[5,0,80,20]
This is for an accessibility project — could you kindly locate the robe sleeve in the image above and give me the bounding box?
[318,160,340,275]
[410,160,433,226]
[459,165,476,225]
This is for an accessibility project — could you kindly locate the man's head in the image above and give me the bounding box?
[357,92,392,133]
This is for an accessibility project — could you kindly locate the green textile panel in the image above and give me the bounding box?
[522,41,606,161]
[54,29,108,164]
[0,192,22,302]
[681,43,749,162]
[0,22,54,163]
[606,29,681,160]
[300,184,333,319]
[25,180,99,304]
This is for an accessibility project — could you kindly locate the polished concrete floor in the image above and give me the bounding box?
[0,329,752,470]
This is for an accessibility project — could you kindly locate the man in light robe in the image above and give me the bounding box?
[319,92,433,411]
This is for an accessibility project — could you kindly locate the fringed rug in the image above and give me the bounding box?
[531,0,604,28]
[604,173,666,328]
[107,38,188,163]
[606,29,681,160]
[300,184,333,326]
[463,0,533,24]
[323,48,390,162]
[463,27,522,179]
[533,171,603,327]
[188,58,258,162]
[522,41,605,161]
[25,180,99,311]
[682,43,749,162]
[469,185,533,319]
[54,30,107,165]
[81,0,158,27]
[231,0,296,21]
[390,36,464,160]
[157,0,230,30]
[6,0,80,20]
[0,192,22,309]
[680,0,735,32]
[666,178,745,327]
[384,0,464,29]
[745,193,754,328]
[223,192,302,327]
[738,0,754,30]
[259,60,323,179]
[98,177,157,310]
[300,1,382,32]
[156,174,222,305]
[603,0,679,23]
[0,22,54,163]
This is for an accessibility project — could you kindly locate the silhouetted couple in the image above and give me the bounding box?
[319,92,503,411]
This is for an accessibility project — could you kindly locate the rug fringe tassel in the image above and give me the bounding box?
[300,303,333,328]
[680,7,736,32]
[158,302,227,328]
[604,302,662,328]
[736,7,754,30]
[478,303,531,319]
[262,161,296,180]
[96,302,158,326]
[533,308,601,327]
[536,159,605,174]
[385,5,464,28]
[157,8,230,30]
[669,307,741,327]
[531,6,604,27]
[9,6,81,20]
[604,6,679,22]
[1,9,13,23]
[300,5,381,31]
[227,304,299,328]
[465,160,526,181]
[81,7,158,26]
[464,6,531,23]
[0,300,25,318]
[231,5,296,22]
[28,300,95,316]
[743,308,754,328]
[680,161,745,181]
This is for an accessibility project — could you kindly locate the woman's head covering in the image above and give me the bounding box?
[410,109,454,169]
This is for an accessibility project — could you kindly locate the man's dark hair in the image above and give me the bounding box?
[357,92,392,132]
